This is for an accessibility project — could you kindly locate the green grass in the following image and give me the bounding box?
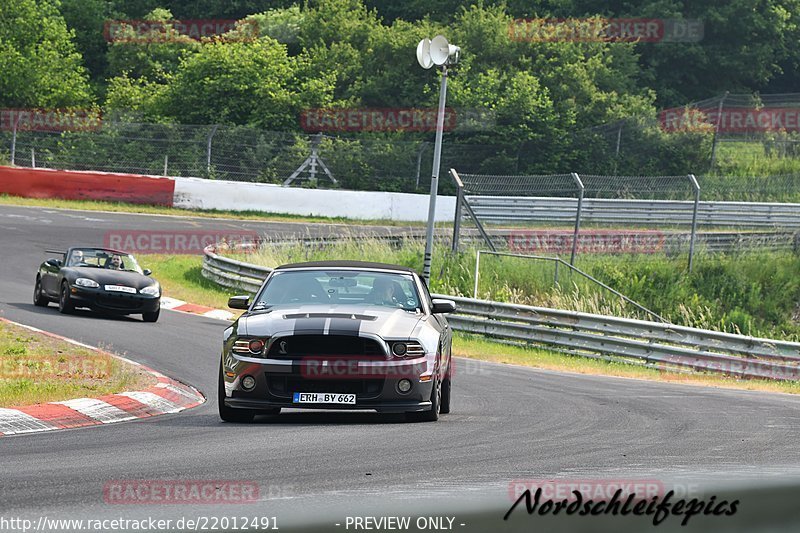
[0,321,154,407]
[138,254,240,309]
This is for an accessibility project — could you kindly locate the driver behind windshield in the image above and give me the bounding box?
[107,254,124,270]
[68,250,86,266]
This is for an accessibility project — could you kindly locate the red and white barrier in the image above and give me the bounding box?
[0,166,456,222]
[0,166,175,206]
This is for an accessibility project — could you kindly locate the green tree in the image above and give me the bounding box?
[0,0,93,107]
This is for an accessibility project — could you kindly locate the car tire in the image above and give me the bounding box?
[58,281,74,314]
[440,375,451,414]
[33,276,48,307]
[142,308,160,323]
[218,366,255,423]
[406,376,440,423]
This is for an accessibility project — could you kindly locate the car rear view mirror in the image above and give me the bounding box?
[329,277,357,288]
[45,258,62,267]
[142,269,152,276]
[431,299,456,314]
[228,295,250,309]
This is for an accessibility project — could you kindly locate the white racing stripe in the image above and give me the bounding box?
[55,398,137,424]
[0,409,58,435]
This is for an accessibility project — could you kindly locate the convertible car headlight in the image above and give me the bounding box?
[75,278,99,288]
[140,285,160,297]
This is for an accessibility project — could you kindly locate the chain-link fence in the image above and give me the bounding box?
[0,121,514,194]
[586,92,800,177]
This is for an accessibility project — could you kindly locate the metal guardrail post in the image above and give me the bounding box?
[473,250,481,298]
[570,172,584,266]
[450,169,463,253]
[688,173,701,272]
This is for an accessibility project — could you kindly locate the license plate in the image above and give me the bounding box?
[105,285,137,294]
[292,392,356,405]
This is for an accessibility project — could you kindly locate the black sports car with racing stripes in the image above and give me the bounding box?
[219,261,456,422]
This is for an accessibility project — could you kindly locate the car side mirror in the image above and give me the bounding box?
[228,295,250,310]
[431,298,456,314]
[45,258,62,267]
[142,269,152,276]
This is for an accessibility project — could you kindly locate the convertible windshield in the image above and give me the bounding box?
[67,248,143,273]
[256,270,421,311]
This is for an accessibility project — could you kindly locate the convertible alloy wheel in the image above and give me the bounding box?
[407,376,441,423]
[33,277,48,307]
[58,282,74,314]
[218,365,256,423]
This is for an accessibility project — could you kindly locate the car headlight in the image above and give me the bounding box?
[140,285,160,297]
[75,278,99,288]
[232,337,269,356]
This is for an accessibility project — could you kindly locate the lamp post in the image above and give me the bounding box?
[417,35,460,285]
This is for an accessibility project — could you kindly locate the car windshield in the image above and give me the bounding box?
[67,248,143,273]
[255,270,421,311]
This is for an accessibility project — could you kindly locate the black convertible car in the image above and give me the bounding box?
[219,261,456,423]
[34,247,161,322]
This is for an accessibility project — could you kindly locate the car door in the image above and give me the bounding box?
[41,254,64,296]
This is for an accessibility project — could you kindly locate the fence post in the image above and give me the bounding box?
[709,92,728,169]
[415,142,428,190]
[10,112,20,166]
[688,174,701,272]
[164,155,168,176]
[31,148,35,168]
[570,172,584,266]
[451,169,463,253]
[473,250,481,299]
[206,124,219,174]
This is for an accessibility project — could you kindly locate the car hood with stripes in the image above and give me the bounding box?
[239,304,425,340]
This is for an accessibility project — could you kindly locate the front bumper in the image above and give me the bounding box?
[223,356,435,413]
[70,286,160,314]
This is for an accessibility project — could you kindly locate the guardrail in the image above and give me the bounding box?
[202,245,800,381]
[467,196,800,228]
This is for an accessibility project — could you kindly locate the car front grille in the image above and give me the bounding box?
[267,335,385,359]
[96,295,142,310]
[266,376,385,399]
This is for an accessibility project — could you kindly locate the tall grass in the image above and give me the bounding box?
[230,237,800,340]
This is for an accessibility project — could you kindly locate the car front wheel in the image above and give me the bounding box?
[142,308,160,323]
[406,376,440,423]
[58,282,74,314]
[218,366,255,423]
[33,276,48,307]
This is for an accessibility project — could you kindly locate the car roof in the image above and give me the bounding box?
[274,260,418,274]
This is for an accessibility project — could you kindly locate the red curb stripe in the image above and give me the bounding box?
[99,394,160,418]
[16,404,100,429]
[147,386,197,408]
[174,303,216,314]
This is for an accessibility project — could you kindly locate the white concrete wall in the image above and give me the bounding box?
[172,176,456,222]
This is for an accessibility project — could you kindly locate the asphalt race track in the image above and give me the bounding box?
[2,204,800,532]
